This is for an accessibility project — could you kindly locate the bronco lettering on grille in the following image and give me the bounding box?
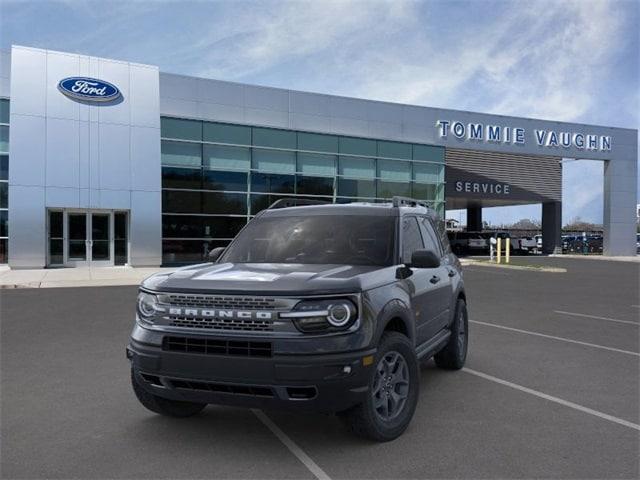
[168,308,274,320]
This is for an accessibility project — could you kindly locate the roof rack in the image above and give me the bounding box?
[268,198,331,210]
[391,196,430,209]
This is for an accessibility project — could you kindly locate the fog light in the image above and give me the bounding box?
[362,355,374,366]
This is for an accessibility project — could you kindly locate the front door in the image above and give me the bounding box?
[47,210,129,267]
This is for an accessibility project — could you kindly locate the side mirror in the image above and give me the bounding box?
[409,249,440,269]
[208,247,226,262]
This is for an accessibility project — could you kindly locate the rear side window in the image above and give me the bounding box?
[419,217,443,257]
[434,219,452,254]
[402,217,424,264]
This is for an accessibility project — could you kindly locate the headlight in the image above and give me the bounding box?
[281,298,358,333]
[137,291,159,321]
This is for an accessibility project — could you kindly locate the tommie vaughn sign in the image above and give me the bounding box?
[436,120,612,152]
[58,77,121,102]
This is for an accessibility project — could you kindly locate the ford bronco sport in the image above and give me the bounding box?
[128,197,468,441]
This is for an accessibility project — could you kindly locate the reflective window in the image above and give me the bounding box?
[251,173,295,194]
[296,176,333,196]
[162,167,201,189]
[0,239,6,263]
[161,117,201,141]
[0,155,7,180]
[202,192,247,214]
[297,132,338,153]
[163,214,247,239]
[203,145,250,170]
[338,156,375,179]
[0,126,8,154]
[161,141,201,167]
[163,190,202,213]
[377,181,411,198]
[202,170,247,191]
[378,160,411,181]
[402,217,424,264]
[297,153,336,176]
[0,210,7,237]
[0,99,9,124]
[203,122,250,145]
[413,163,443,183]
[202,216,246,238]
[252,149,296,174]
[378,141,411,160]
[413,144,445,163]
[0,182,6,208]
[162,239,231,265]
[253,127,296,149]
[114,212,128,266]
[412,183,438,200]
[339,137,376,156]
[337,178,376,198]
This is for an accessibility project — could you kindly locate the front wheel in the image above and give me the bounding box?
[434,298,468,370]
[340,332,419,442]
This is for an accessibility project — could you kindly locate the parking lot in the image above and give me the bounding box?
[1,257,638,479]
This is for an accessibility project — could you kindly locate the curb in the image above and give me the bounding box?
[462,260,566,273]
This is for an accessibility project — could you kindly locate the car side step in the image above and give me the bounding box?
[415,329,451,360]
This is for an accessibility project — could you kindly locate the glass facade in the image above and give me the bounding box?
[160,117,445,265]
[0,99,8,263]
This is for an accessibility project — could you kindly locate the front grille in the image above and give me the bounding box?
[163,336,272,357]
[165,294,278,310]
[168,378,274,397]
[168,316,273,332]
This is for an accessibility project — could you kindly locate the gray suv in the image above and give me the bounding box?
[127,197,468,441]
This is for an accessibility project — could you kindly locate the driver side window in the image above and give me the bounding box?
[402,217,424,264]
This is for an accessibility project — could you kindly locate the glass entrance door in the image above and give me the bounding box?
[50,210,129,267]
[67,213,88,266]
[90,213,112,266]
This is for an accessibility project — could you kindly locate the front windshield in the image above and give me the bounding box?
[220,215,396,266]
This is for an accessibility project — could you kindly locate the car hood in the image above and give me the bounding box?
[142,262,397,295]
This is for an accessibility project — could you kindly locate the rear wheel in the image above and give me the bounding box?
[340,332,419,442]
[434,298,468,370]
[131,368,206,417]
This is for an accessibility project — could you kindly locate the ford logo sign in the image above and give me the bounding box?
[58,77,121,102]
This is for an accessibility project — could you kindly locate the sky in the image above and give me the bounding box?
[1,0,638,226]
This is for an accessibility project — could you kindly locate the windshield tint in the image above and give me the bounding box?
[221,215,396,266]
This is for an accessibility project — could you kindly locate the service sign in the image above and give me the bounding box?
[58,77,121,102]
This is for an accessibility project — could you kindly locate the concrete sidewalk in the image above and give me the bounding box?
[0,266,174,289]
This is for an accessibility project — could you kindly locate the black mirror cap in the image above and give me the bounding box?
[208,246,226,262]
[410,249,440,269]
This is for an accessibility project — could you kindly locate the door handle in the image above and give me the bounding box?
[430,275,440,284]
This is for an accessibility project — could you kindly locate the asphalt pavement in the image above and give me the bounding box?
[1,257,638,479]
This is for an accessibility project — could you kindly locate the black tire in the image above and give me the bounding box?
[131,369,206,417]
[340,332,419,442]
[434,298,468,370]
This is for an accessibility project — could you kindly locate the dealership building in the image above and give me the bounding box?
[0,45,637,268]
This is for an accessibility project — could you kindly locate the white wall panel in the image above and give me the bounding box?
[98,122,130,190]
[97,60,130,125]
[130,125,160,191]
[10,47,46,116]
[130,65,160,128]
[46,117,80,188]
[46,51,80,121]
[46,186,79,208]
[198,78,244,105]
[100,189,131,209]
[244,85,288,111]
[8,185,46,267]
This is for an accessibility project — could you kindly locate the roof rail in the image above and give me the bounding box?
[268,198,331,210]
[391,196,430,209]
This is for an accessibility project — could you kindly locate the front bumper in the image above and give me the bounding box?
[127,333,376,414]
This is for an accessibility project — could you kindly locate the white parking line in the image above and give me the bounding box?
[252,409,331,480]
[554,310,639,326]
[463,368,640,431]
[470,319,640,357]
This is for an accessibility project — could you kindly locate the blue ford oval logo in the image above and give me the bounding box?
[58,77,121,102]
